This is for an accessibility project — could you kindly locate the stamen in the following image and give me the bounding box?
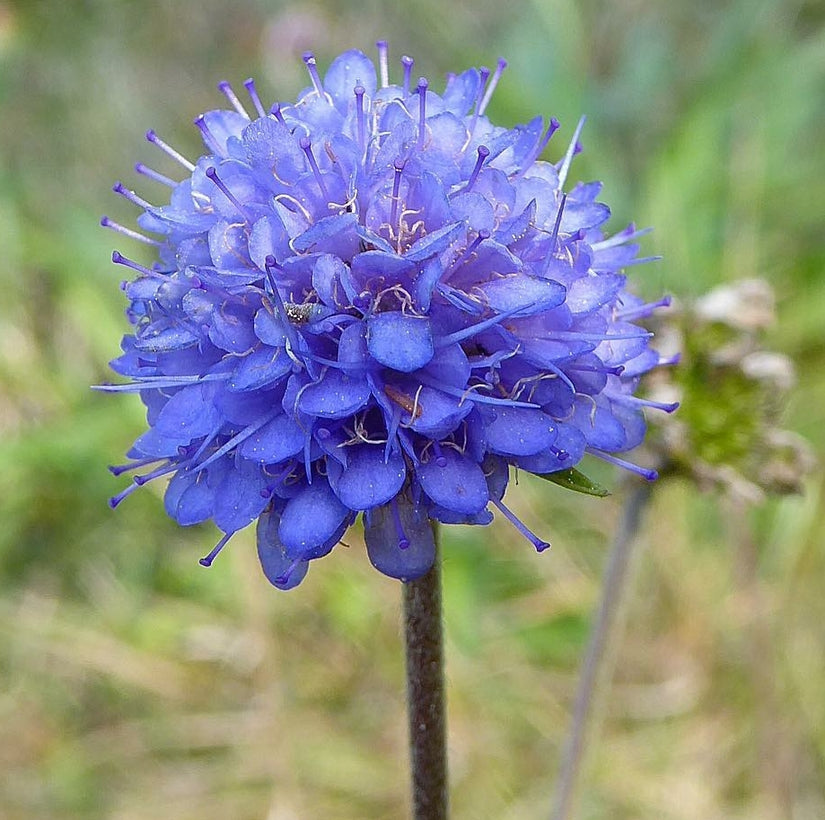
[390,498,410,549]
[108,456,164,477]
[145,129,196,171]
[390,157,405,229]
[302,52,325,97]
[465,145,490,192]
[548,193,567,254]
[416,77,429,150]
[468,65,491,137]
[132,461,179,486]
[615,395,680,413]
[205,166,252,220]
[111,250,164,278]
[376,40,389,87]
[217,80,250,118]
[492,497,551,552]
[270,103,286,124]
[264,255,303,354]
[401,55,414,96]
[588,449,658,481]
[134,162,176,188]
[112,181,152,210]
[194,114,222,155]
[354,85,367,152]
[516,117,560,175]
[558,116,586,190]
[299,136,329,198]
[568,362,625,377]
[108,481,141,509]
[244,78,266,117]
[616,296,672,321]
[478,57,507,116]
[659,353,681,367]
[449,229,490,272]
[101,217,161,247]
[199,532,233,567]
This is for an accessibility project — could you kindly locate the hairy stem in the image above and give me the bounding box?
[550,479,653,820]
[403,534,448,820]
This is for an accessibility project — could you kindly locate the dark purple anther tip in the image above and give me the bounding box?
[111,250,123,263]
[436,456,447,468]
[299,135,311,150]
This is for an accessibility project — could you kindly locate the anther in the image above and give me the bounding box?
[217,80,250,118]
[112,181,152,210]
[244,78,266,117]
[401,55,414,96]
[204,166,251,220]
[101,217,161,247]
[466,145,490,192]
[478,57,507,117]
[376,40,389,87]
[269,103,286,124]
[416,77,429,150]
[199,532,233,567]
[145,129,195,171]
[302,52,325,97]
[299,136,329,198]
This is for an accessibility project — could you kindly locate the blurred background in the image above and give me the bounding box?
[1,0,823,818]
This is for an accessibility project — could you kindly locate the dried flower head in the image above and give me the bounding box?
[102,45,674,588]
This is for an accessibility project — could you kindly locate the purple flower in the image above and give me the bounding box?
[102,45,675,589]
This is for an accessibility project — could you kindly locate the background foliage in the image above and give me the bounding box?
[1,1,823,817]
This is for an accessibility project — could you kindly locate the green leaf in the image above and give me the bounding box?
[534,467,611,497]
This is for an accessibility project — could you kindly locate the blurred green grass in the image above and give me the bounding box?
[1,0,823,817]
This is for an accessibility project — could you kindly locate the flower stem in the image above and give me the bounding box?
[403,530,448,820]
[550,479,653,820]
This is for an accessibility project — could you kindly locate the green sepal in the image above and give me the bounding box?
[534,467,611,497]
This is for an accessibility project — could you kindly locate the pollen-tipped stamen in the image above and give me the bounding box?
[101,217,161,247]
[199,532,233,567]
[376,40,389,87]
[465,145,490,192]
[401,55,414,96]
[243,78,266,117]
[492,497,551,552]
[217,80,250,119]
[134,162,177,188]
[302,52,325,97]
[205,166,253,220]
[588,449,658,481]
[478,57,507,117]
[145,129,195,171]
[299,136,329,198]
[416,77,429,150]
[112,181,152,210]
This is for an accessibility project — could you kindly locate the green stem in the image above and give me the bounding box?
[403,534,448,820]
[550,479,653,820]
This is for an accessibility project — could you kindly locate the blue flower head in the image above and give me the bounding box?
[102,45,676,589]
